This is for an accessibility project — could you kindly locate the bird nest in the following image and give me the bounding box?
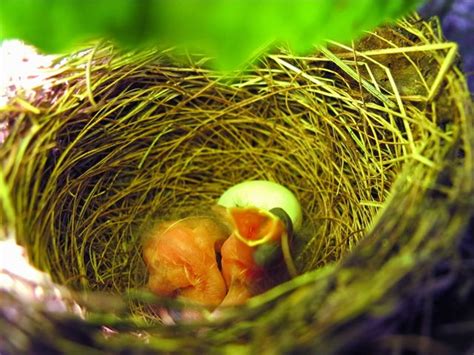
[1,14,473,354]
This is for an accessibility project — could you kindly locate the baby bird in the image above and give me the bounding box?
[143,216,229,307]
[143,206,288,313]
[220,207,285,306]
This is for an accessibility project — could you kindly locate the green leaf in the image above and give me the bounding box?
[0,0,425,69]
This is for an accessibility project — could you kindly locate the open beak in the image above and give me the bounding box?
[225,206,298,279]
[227,206,284,246]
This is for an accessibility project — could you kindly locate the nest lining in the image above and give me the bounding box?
[1,14,473,354]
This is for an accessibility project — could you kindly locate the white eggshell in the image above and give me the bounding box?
[218,180,302,231]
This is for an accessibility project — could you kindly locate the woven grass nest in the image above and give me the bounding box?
[1,15,473,354]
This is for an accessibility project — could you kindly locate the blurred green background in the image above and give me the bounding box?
[0,0,423,69]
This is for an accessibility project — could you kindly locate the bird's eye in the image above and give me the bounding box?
[215,251,222,271]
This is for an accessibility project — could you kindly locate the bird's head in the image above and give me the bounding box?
[225,206,295,272]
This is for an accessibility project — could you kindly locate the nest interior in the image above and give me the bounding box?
[1,15,473,353]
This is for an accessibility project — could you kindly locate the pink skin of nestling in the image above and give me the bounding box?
[142,207,285,322]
